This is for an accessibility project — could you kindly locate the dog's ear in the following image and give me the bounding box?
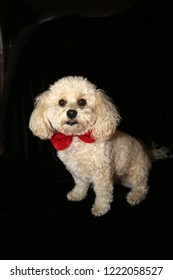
[29,91,53,139]
[92,90,121,140]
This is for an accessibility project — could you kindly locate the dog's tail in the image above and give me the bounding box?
[150,142,173,161]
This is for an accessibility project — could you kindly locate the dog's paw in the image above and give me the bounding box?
[67,189,86,201]
[91,203,110,217]
[126,190,147,205]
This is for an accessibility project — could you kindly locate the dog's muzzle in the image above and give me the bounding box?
[66,109,78,126]
[67,109,77,119]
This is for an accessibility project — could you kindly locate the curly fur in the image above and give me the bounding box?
[29,76,154,217]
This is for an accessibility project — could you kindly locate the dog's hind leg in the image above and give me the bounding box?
[121,164,150,205]
[126,184,149,205]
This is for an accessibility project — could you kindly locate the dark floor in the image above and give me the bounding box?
[0,151,173,260]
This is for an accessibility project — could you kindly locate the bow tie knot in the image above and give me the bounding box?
[50,131,95,151]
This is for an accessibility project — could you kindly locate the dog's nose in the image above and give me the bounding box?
[67,109,77,119]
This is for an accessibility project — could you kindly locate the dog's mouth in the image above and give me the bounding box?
[66,120,78,126]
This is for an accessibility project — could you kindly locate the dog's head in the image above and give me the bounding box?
[29,76,121,140]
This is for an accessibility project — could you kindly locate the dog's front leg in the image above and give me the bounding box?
[67,175,90,202]
[92,177,114,217]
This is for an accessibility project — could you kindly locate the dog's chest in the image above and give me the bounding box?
[58,138,92,165]
[57,138,105,176]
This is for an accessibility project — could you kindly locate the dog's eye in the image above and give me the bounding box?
[58,99,67,107]
[77,99,87,106]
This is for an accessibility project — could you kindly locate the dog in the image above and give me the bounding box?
[29,76,169,216]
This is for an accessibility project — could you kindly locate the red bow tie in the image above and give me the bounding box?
[50,131,95,151]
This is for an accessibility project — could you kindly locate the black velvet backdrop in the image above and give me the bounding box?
[0,0,173,259]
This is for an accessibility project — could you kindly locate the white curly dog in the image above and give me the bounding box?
[29,76,169,216]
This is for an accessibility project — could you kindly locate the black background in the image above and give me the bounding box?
[0,0,173,260]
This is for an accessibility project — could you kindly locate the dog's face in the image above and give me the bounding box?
[46,81,97,135]
[29,76,121,140]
